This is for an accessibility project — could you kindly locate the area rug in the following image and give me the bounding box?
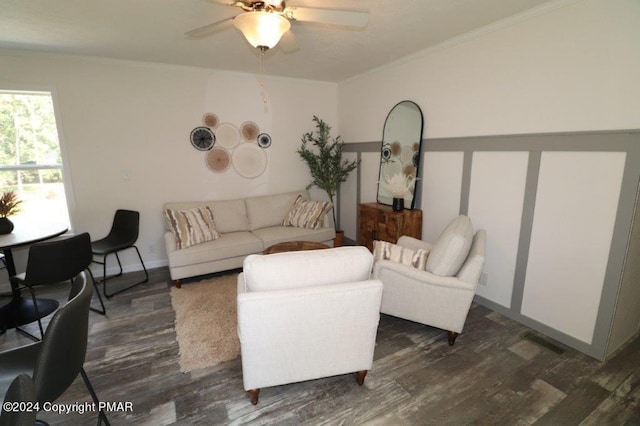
[170,273,241,373]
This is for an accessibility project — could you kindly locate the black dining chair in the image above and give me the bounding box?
[11,232,106,340]
[0,374,37,426]
[0,253,11,334]
[0,273,110,426]
[0,253,8,292]
[91,209,148,298]
[0,253,9,296]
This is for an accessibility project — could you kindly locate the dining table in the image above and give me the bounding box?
[0,217,69,331]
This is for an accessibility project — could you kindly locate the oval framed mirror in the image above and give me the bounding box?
[376,100,424,209]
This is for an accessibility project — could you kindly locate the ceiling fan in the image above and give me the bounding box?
[185,0,370,52]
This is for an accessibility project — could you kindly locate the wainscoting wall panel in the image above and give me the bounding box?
[344,130,640,361]
[339,152,359,241]
[420,152,464,243]
[521,151,626,344]
[468,151,529,309]
[360,152,381,204]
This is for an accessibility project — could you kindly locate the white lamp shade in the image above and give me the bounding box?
[233,12,291,50]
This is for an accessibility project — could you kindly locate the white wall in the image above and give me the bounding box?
[338,0,640,141]
[421,152,464,243]
[0,51,337,272]
[336,0,640,321]
[468,152,528,309]
[522,151,626,344]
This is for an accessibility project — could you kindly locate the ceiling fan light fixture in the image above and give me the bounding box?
[234,12,291,50]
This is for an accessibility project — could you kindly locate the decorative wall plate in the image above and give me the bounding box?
[190,126,215,151]
[240,121,260,141]
[257,133,272,148]
[206,147,231,173]
[202,113,219,129]
[400,145,414,164]
[232,143,267,179]
[215,122,241,150]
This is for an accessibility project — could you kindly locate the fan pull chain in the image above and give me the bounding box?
[258,49,269,112]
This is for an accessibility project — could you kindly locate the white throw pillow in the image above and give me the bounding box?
[282,195,332,230]
[373,240,428,270]
[165,207,220,249]
[426,215,473,276]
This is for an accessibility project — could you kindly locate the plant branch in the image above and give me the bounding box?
[297,116,359,228]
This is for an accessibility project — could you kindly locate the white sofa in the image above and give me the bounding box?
[237,246,383,404]
[164,190,335,286]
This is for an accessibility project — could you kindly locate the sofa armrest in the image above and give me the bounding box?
[164,231,177,252]
[397,236,433,252]
[373,260,476,334]
[372,259,475,292]
[237,272,248,295]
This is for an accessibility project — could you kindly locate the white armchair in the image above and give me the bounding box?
[237,246,383,405]
[372,216,486,345]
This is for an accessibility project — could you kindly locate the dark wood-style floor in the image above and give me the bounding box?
[1,267,639,425]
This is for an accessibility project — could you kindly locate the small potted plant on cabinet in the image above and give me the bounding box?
[298,116,359,246]
[0,190,22,234]
[380,172,416,211]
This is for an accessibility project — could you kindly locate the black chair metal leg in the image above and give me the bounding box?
[101,246,149,298]
[80,368,110,426]
[112,252,124,278]
[15,325,41,342]
[85,270,107,315]
[15,285,44,341]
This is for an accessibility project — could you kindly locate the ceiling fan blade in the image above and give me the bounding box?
[185,17,235,39]
[207,0,245,6]
[279,30,299,53]
[285,6,369,29]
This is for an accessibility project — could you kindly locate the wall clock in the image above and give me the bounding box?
[190,126,215,151]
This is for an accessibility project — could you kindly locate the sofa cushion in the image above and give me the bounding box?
[164,207,220,249]
[373,240,428,270]
[282,195,333,230]
[243,246,373,292]
[208,198,250,233]
[426,215,474,276]
[168,231,262,267]
[252,226,335,249]
[246,190,308,231]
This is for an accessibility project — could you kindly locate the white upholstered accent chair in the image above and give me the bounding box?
[372,215,486,345]
[237,246,383,405]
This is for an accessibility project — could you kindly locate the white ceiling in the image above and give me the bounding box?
[1,0,559,82]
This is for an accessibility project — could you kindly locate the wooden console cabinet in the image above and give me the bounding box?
[358,203,423,251]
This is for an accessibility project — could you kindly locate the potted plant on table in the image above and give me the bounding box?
[0,190,22,234]
[297,116,359,247]
[380,172,416,211]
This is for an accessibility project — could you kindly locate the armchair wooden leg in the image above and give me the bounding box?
[355,370,367,386]
[174,279,181,289]
[247,389,260,405]
[448,331,459,346]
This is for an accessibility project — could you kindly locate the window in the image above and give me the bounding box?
[0,91,71,226]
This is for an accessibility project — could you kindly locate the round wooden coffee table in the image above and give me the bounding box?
[263,241,330,255]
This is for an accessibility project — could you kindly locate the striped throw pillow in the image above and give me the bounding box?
[165,207,220,249]
[282,195,332,230]
[373,240,428,270]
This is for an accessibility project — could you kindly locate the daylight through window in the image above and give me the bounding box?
[0,91,70,226]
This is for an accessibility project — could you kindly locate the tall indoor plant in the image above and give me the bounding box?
[297,116,359,245]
